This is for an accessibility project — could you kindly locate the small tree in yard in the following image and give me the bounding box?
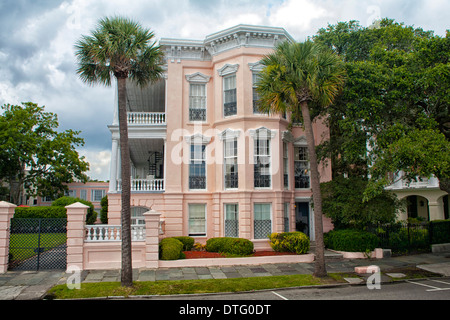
[75,16,164,287]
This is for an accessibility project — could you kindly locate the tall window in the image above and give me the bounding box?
[284,202,290,232]
[294,146,310,189]
[189,204,206,236]
[189,83,206,121]
[79,189,87,201]
[252,72,262,114]
[189,144,206,189]
[91,189,106,202]
[223,75,237,116]
[131,207,147,225]
[283,142,289,189]
[254,135,271,188]
[254,203,271,239]
[224,138,238,189]
[224,204,239,237]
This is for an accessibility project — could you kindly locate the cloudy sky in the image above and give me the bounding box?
[0,0,448,181]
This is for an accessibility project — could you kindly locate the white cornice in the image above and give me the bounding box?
[185,72,211,83]
[184,133,212,145]
[218,128,241,141]
[218,64,239,77]
[249,127,276,139]
[159,24,294,61]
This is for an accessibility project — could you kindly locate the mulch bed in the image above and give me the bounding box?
[183,251,298,259]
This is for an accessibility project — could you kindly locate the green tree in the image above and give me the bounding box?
[314,19,449,196]
[0,102,89,204]
[75,16,164,287]
[256,41,346,277]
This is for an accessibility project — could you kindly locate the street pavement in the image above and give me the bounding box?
[1,251,450,300]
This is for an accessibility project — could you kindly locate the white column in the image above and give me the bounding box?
[163,137,167,191]
[109,138,119,192]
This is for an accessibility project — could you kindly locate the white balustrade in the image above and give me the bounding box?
[85,225,146,242]
[117,179,164,192]
[127,112,166,125]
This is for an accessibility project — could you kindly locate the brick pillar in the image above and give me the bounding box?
[144,209,161,269]
[0,201,16,273]
[66,202,89,271]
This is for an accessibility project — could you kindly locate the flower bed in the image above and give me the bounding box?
[182,250,298,259]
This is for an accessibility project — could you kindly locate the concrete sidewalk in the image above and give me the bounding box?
[1,252,449,300]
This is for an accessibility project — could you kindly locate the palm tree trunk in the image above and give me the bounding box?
[117,76,133,287]
[300,101,327,278]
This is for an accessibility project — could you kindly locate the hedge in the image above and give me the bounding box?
[205,237,254,256]
[159,237,184,260]
[173,236,195,251]
[269,232,310,254]
[52,196,97,225]
[14,206,67,219]
[430,220,450,245]
[325,229,378,252]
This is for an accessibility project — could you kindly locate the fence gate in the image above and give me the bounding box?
[8,218,67,271]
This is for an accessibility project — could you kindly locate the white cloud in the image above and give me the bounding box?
[80,149,111,181]
[269,0,332,32]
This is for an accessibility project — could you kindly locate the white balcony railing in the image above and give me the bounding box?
[117,179,165,192]
[127,112,166,125]
[85,224,146,242]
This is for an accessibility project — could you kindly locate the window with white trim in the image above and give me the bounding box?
[91,189,106,202]
[189,144,206,189]
[294,146,310,189]
[223,75,237,116]
[284,202,290,232]
[254,135,271,188]
[283,142,289,189]
[224,204,239,237]
[254,203,271,239]
[79,189,87,201]
[189,204,206,237]
[189,83,206,121]
[252,72,262,114]
[224,138,238,189]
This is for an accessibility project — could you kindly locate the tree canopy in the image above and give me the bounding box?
[313,19,450,196]
[0,102,89,204]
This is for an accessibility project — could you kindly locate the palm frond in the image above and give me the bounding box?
[74,15,163,87]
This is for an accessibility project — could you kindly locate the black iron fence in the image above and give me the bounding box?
[367,220,450,254]
[9,218,67,271]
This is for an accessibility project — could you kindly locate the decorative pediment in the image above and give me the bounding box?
[185,72,211,83]
[248,61,265,72]
[218,63,239,77]
[282,131,294,143]
[249,127,276,139]
[184,133,212,145]
[218,128,241,141]
[293,135,307,145]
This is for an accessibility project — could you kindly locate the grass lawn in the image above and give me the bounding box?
[9,233,67,262]
[46,274,344,299]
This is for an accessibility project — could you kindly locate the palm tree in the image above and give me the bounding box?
[75,16,164,286]
[257,41,346,277]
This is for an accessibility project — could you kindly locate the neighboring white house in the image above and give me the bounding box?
[386,172,449,221]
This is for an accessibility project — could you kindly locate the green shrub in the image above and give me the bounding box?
[52,196,97,225]
[14,206,67,218]
[100,195,108,224]
[269,232,310,254]
[387,228,429,253]
[173,236,195,251]
[206,237,254,256]
[325,229,378,252]
[430,220,450,244]
[159,237,184,260]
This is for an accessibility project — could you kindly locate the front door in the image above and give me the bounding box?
[295,202,309,237]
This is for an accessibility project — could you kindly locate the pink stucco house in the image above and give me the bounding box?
[106,25,334,250]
